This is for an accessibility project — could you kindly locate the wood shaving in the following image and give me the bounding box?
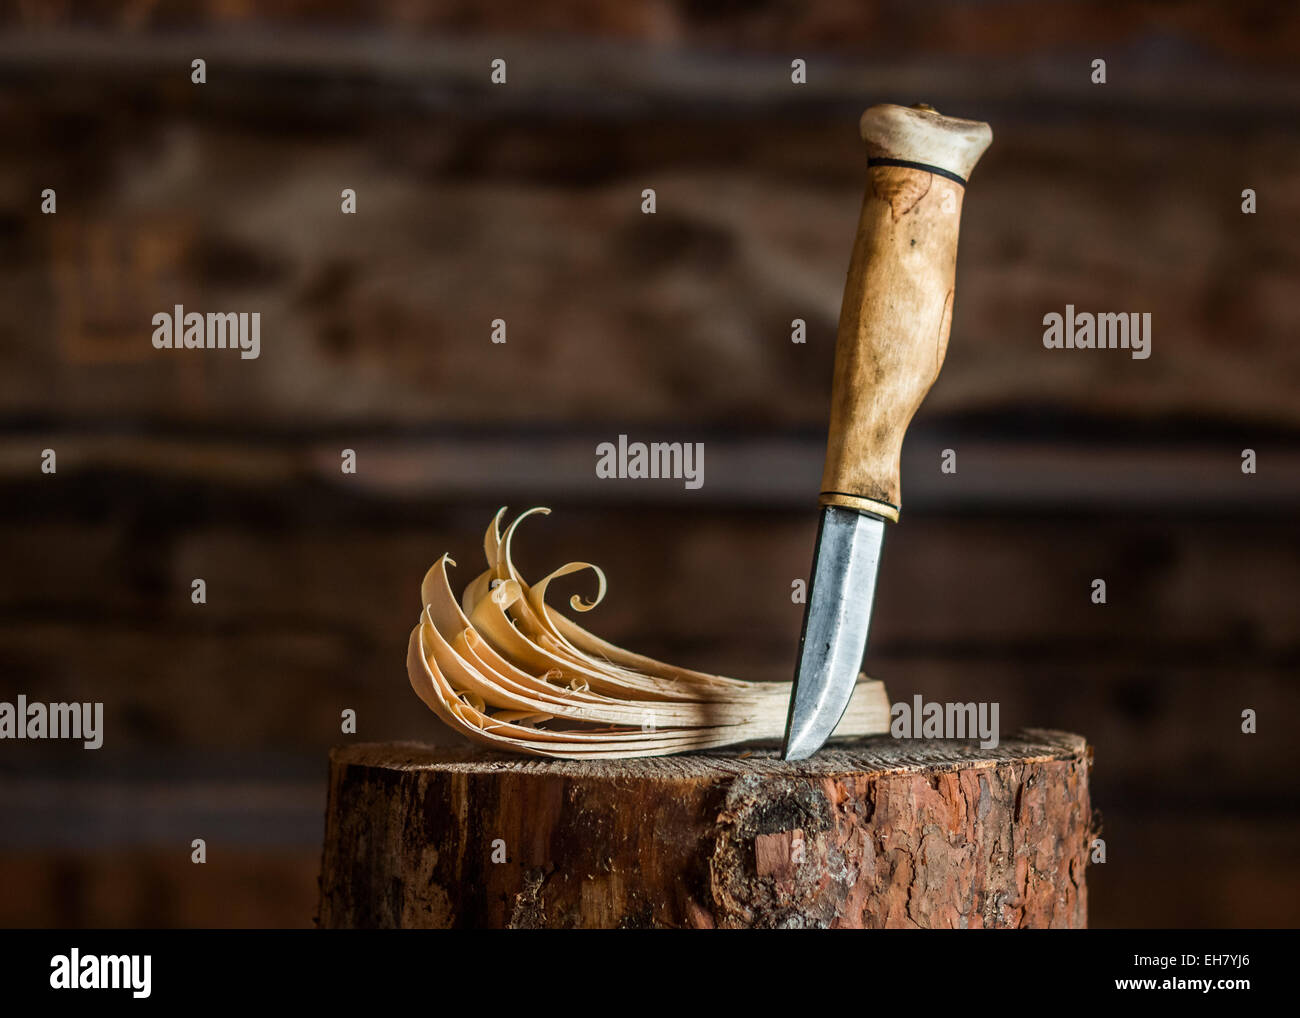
[407,508,890,758]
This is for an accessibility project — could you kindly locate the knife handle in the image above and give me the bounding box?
[819,104,992,522]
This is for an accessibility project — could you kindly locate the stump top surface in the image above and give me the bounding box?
[331,728,1086,780]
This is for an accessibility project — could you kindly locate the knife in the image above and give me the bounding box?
[782,103,992,760]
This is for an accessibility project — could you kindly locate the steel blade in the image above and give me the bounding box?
[781,505,886,760]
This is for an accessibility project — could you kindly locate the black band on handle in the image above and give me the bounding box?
[867,157,968,187]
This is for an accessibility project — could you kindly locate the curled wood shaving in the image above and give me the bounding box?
[407,508,890,758]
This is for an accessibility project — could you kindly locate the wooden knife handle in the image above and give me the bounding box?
[819,104,992,522]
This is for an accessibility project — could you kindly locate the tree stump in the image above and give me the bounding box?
[318,729,1092,929]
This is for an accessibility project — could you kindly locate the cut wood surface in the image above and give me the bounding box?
[318,729,1092,928]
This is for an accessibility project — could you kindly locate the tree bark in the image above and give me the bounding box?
[318,729,1092,928]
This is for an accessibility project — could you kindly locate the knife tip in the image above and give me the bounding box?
[779,725,821,761]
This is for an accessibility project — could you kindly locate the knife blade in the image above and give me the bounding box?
[782,103,992,760]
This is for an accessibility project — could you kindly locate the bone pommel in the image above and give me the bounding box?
[859,103,993,181]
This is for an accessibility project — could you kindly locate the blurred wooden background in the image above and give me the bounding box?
[0,1,1298,927]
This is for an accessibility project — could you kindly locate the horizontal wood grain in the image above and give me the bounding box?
[0,848,319,928]
[3,435,1298,509]
[2,8,1299,71]
[0,505,1293,809]
[0,41,1296,434]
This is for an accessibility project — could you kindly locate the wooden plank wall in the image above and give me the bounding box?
[0,2,1297,927]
